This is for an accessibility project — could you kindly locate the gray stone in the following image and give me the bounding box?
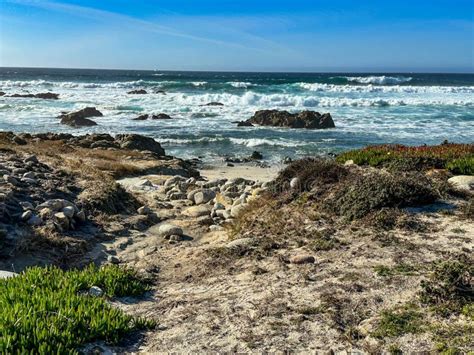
[21,210,33,221]
[290,255,315,264]
[194,189,216,205]
[24,155,38,163]
[230,204,247,217]
[27,215,42,226]
[20,201,34,210]
[22,171,36,179]
[75,210,86,222]
[3,175,18,186]
[0,270,18,279]
[107,255,120,264]
[137,206,152,215]
[183,205,212,217]
[158,224,183,237]
[89,286,104,297]
[290,177,300,189]
[62,206,75,218]
[227,237,255,249]
[448,175,474,191]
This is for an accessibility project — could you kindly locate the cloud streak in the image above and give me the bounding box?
[6,0,282,53]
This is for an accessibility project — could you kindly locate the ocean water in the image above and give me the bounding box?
[0,67,473,163]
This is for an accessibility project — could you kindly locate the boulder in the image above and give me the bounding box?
[115,134,165,156]
[183,205,212,217]
[250,151,263,160]
[127,89,147,94]
[247,110,335,129]
[448,175,474,191]
[133,114,149,121]
[193,189,216,205]
[235,121,253,127]
[158,224,183,238]
[59,107,102,127]
[202,102,224,106]
[8,92,59,99]
[151,113,172,120]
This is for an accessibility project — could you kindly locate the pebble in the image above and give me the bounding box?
[169,234,182,242]
[290,177,300,189]
[89,286,104,297]
[21,210,33,221]
[27,215,42,226]
[183,205,212,217]
[3,175,18,186]
[76,210,86,222]
[107,255,120,264]
[24,155,38,163]
[137,206,152,215]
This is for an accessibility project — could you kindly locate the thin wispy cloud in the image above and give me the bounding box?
[6,0,282,54]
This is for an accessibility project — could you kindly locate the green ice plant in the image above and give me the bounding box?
[0,264,155,354]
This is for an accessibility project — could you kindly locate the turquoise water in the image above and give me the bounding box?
[0,68,473,162]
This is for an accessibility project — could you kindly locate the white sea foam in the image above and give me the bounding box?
[227,82,253,88]
[190,81,208,87]
[339,75,413,85]
[229,138,308,147]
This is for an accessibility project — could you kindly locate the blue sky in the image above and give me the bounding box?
[0,0,473,72]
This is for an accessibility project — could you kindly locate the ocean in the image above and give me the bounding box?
[0,67,473,163]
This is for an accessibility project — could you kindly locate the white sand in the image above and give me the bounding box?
[199,163,281,182]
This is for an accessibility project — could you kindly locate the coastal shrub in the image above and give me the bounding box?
[446,156,474,175]
[0,264,154,353]
[419,255,473,315]
[325,171,439,220]
[271,158,348,196]
[372,305,423,338]
[336,143,474,173]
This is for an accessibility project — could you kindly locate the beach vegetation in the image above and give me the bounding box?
[0,264,154,353]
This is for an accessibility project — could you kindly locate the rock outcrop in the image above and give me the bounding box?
[127,89,147,94]
[246,110,335,129]
[7,92,59,99]
[133,113,172,120]
[115,134,165,156]
[59,107,103,127]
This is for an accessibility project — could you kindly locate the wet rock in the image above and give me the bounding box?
[133,114,149,121]
[8,92,59,99]
[250,151,263,160]
[127,89,147,94]
[290,255,315,264]
[202,102,224,106]
[235,121,254,127]
[247,110,335,129]
[59,107,103,127]
[151,113,172,120]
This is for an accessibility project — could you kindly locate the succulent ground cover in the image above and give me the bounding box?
[336,143,474,174]
[0,265,154,353]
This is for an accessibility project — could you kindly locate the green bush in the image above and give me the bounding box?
[372,306,423,338]
[446,157,474,175]
[336,143,474,174]
[326,171,439,220]
[0,264,154,353]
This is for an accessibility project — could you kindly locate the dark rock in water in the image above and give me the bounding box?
[128,89,147,94]
[8,92,59,99]
[151,113,172,120]
[155,90,166,94]
[133,114,149,121]
[202,102,224,106]
[247,110,335,129]
[115,134,165,156]
[59,107,102,127]
[0,92,5,96]
[60,116,97,127]
[250,151,263,160]
[235,121,253,127]
[133,113,172,120]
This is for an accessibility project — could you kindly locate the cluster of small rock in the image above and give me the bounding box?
[0,153,86,234]
[161,175,268,224]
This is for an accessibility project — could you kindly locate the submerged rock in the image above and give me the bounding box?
[247,110,335,129]
[202,102,224,106]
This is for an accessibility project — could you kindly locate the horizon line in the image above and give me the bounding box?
[1,65,473,75]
